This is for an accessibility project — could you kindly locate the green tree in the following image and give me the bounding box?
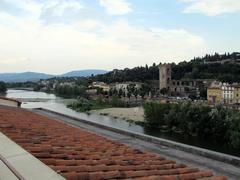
[67,97,92,112]
[118,88,123,98]
[200,89,207,99]
[0,81,7,93]
[160,88,167,95]
[133,89,138,100]
[96,87,104,95]
[230,114,240,148]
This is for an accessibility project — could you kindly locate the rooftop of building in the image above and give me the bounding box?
[0,106,227,180]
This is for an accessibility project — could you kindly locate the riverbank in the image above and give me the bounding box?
[90,107,144,122]
[6,89,240,158]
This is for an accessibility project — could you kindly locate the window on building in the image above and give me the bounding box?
[167,68,170,75]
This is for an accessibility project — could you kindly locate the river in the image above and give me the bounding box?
[5,89,240,157]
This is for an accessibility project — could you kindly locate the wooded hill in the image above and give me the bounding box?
[91,52,240,83]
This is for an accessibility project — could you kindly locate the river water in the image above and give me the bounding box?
[5,89,240,157]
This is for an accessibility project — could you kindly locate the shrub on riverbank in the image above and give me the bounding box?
[67,97,92,112]
[54,84,86,98]
[0,81,7,93]
[143,102,240,148]
[68,96,131,112]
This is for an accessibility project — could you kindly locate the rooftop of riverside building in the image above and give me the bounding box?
[0,106,227,180]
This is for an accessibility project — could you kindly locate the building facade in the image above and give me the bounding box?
[207,88,222,104]
[91,82,110,92]
[113,82,142,95]
[159,63,208,97]
[207,82,240,104]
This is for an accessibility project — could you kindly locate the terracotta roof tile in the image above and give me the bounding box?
[0,107,227,180]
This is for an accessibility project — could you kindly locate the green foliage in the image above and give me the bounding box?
[67,97,92,112]
[68,96,132,112]
[89,52,240,84]
[90,63,159,83]
[90,97,112,110]
[144,102,171,126]
[200,89,207,99]
[160,88,167,95]
[7,81,37,89]
[144,102,240,148]
[171,52,240,82]
[54,84,86,97]
[111,96,129,108]
[230,114,240,148]
[0,81,7,93]
[96,87,104,95]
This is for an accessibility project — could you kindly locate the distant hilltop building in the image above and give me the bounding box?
[159,63,211,97]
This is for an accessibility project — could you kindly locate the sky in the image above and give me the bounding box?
[0,0,240,74]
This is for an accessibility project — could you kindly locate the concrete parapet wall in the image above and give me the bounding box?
[36,108,240,168]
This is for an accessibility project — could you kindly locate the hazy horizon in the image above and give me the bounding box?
[0,0,239,74]
[0,69,108,75]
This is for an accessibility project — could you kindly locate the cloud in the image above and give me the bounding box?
[0,57,30,65]
[99,0,132,15]
[39,0,88,24]
[0,0,40,17]
[0,1,206,73]
[0,14,206,73]
[179,0,240,16]
[41,0,83,17]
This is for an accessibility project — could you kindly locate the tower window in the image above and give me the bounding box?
[167,78,170,84]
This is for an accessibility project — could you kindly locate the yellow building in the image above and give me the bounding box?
[234,86,240,104]
[208,82,240,104]
[207,87,222,104]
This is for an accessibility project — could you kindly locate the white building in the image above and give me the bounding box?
[222,83,235,104]
[91,82,110,92]
[113,82,142,94]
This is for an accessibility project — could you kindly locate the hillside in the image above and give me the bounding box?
[0,69,107,82]
[172,52,240,82]
[90,64,159,83]
[0,72,54,82]
[91,52,240,83]
[61,69,108,77]
[2,52,240,83]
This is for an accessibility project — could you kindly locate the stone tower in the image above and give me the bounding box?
[159,64,171,91]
